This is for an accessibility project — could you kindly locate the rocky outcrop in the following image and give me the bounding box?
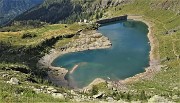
[63,30,112,52]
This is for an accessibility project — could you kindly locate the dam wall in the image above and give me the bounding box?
[96,15,128,24]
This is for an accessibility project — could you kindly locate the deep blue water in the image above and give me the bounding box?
[52,20,150,88]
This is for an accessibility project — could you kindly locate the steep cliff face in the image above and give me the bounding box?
[0,0,44,26]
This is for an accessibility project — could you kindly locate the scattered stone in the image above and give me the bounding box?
[2,74,8,78]
[93,92,104,98]
[117,99,129,103]
[51,89,57,93]
[52,93,64,99]
[92,33,102,38]
[148,95,175,103]
[33,88,41,94]
[47,87,55,91]
[172,95,179,100]
[107,81,113,90]
[83,78,106,93]
[173,87,178,90]
[70,90,76,95]
[131,101,141,103]
[106,97,114,102]
[7,78,19,85]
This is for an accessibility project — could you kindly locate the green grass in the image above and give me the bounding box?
[0,23,87,102]
[0,69,70,103]
[104,0,180,101]
[0,82,65,103]
[0,23,85,47]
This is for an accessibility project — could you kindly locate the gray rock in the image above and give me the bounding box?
[52,93,64,99]
[106,97,114,102]
[93,33,102,38]
[93,92,104,98]
[131,101,142,103]
[148,95,175,103]
[70,90,76,95]
[2,74,8,78]
[90,38,96,42]
[33,88,41,94]
[47,87,55,91]
[7,78,19,85]
[172,95,179,100]
[51,89,57,93]
[117,99,129,103]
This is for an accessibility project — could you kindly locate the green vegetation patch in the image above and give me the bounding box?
[0,23,85,47]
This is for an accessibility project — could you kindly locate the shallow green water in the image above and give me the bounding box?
[52,20,150,88]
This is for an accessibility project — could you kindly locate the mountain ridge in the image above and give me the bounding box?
[13,0,132,24]
[13,0,180,24]
[0,0,44,26]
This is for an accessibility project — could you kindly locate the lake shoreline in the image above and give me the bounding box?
[37,30,112,87]
[117,15,162,85]
[83,16,162,91]
[38,15,162,89]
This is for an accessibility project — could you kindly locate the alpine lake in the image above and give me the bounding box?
[52,20,150,88]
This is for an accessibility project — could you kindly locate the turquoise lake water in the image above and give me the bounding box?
[52,20,150,88]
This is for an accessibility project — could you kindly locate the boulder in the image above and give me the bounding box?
[47,87,55,91]
[2,74,8,78]
[93,92,104,98]
[93,33,102,38]
[106,97,114,102]
[7,78,19,85]
[52,93,64,99]
[33,88,41,94]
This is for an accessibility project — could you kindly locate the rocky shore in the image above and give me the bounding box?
[116,15,162,85]
[38,15,162,91]
[82,15,163,92]
[38,30,112,87]
[81,15,163,92]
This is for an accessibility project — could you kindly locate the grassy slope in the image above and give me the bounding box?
[0,23,85,102]
[105,0,180,100]
[0,70,65,103]
[0,23,85,47]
